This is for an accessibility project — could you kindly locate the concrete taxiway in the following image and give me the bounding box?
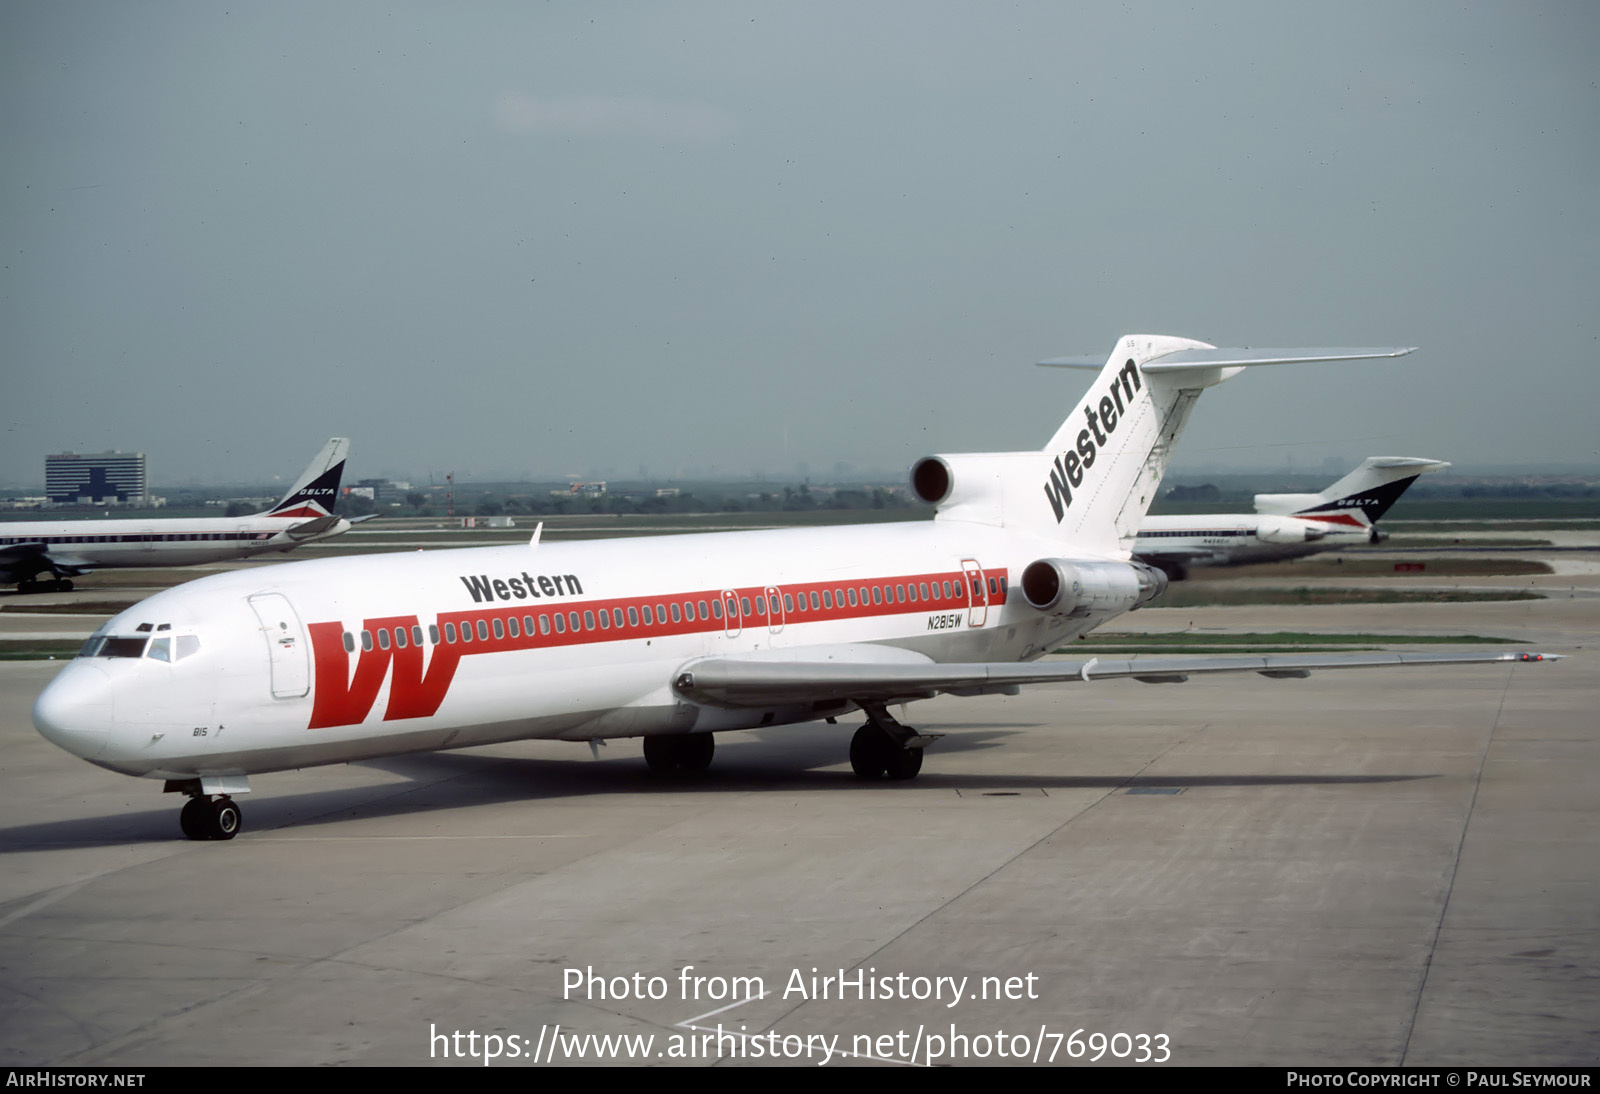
[0,592,1594,1068]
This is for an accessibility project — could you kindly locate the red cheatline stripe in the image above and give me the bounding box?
[1297,513,1367,528]
[334,568,1008,656]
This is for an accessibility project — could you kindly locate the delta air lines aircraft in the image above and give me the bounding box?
[31,338,1555,840]
[1134,456,1451,578]
[1,438,356,592]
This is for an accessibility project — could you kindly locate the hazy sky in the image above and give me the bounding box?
[3,2,1597,487]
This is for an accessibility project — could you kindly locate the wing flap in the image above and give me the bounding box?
[674,650,1558,708]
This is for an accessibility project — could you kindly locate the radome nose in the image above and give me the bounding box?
[33,663,113,761]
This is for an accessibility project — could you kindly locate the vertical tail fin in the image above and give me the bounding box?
[918,338,1414,557]
[262,438,351,518]
[1037,335,1222,555]
[964,338,1412,556]
[1255,457,1450,524]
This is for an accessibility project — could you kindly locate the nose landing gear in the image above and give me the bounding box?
[178,795,243,841]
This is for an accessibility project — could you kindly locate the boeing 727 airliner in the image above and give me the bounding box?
[31,338,1555,840]
[1135,456,1451,578]
[1,439,355,592]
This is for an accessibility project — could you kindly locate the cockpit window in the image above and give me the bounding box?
[98,637,148,658]
[176,635,201,660]
[77,636,105,658]
[148,637,172,662]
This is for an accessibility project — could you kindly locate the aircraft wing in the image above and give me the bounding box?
[283,514,349,541]
[673,648,1558,707]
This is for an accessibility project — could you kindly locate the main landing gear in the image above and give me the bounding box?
[178,795,243,841]
[15,577,74,593]
[850,704,940,781]
[644,733,715,775]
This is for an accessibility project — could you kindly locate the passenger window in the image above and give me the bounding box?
[628,606,640,627]
[508,617,520,638]
[540,614,551,635]
[444,622,457,643]
[670,602,682,623]
[176,635,200,660]
[361,631,374,651]
[598,611,609,630]
[755,597,766,616]
[698,600,710,620]
[847,588,858,607]
[823,590,833,609]
[712,599,723,620]
[429,624,440,645]
[920,582,930,600]
[553,614,565,634]
[943,580,953,598]
[460,624,472,644]
[784,593,794,612]
[395,628,407,648]
[522,616,533,636]
[871,587,882,605]
[342,632,355,653]
[413,625,424,646]
[584,611,595,630]
[741,596,751,616]
[477,620,489,641]
[613,607,624,627]
[568,612,580,632]
[656,603,666,622]
[147,637,171,662]
[642,605,653,625]
[492,618,505,639]
[987,577,997,595]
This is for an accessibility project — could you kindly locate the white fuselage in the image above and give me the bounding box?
[35,520,1126,781]
[1135,512,1373,567]
[1,513,350,570]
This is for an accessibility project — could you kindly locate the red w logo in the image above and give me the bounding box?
[308,617,464,729]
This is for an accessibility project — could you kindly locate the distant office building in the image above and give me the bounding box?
[45,450,148,505]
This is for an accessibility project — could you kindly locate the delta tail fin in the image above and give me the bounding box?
[262,438,351,519]
[913,337,1415,558]
[1254,456,1449,526]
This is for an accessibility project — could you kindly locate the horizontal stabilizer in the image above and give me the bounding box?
[1040,347,1414,372]
[1141,347,1415,372]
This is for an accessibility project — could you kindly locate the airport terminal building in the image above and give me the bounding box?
[45,450,148,505]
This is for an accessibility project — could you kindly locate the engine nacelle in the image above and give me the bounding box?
[1254,514,1324,544]
[1020,557,1168,616]
[908,451,1047,528]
